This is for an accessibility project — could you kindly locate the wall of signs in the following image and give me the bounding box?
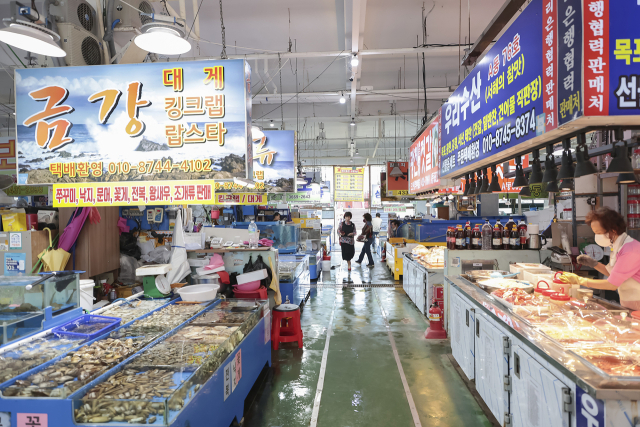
[409,109,441,193]
[334,167,364,202]
[15,59,251,187]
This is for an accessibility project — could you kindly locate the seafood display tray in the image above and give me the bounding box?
[52,315,122,340]
[0,298,271,426]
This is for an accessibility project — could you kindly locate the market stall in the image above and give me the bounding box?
[0,290,270,427]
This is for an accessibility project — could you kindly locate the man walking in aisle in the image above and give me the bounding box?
[371,213,382,251]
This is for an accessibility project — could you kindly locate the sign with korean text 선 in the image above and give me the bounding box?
[334,167,364,202]
[15,60,252,185]
[440,0,547,178]
[409,109,441,193]
[251,129,296,192]
[386,162,409,196]
[52,180,215,207]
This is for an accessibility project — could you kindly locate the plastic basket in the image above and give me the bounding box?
[52,314,121,340]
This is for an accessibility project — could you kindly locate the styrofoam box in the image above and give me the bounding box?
[136,264,172,276]
[188,258,210,267]
[510,263,550,280]
[237,269,268,285]
[521,267,553,283]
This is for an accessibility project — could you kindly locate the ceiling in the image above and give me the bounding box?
[0,0,518,165]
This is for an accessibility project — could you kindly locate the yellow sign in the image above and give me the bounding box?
[388,190,409,196]
[53,180,215,207]
[213,193,266,205]
[334,167,365,202]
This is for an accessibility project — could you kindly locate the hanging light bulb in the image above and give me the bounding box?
[529,149,544,184]
[617,173,638,184]
[542,144,558,183]
[607,129,634,174]
[557,138,575,180]
[546,180,559,193]
[488,165,502,192]
[475,170,484,195]
[355,148,359,155]
[479,168,490,194]
[135,16,191,55]
[339,92,346,104]
[559,179,574,191]
[350,118,356,126]
[351,53,359,66]
[270,120,275,127]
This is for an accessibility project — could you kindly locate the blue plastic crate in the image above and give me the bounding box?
[52,314,121,340]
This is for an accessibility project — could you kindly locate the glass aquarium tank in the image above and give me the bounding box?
[0,273,81,345]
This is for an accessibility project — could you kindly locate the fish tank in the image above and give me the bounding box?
[0,274,81,345]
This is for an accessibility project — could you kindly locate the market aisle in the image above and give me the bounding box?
[243,285,491,426]
[317,249,398,285]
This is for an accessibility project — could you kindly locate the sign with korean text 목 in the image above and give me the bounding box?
[440,0,546,178]
[334,167,364,202]
[15,59,252,185]
[409,109,441,193]
[52,180,216,207]
[251,129,296,192]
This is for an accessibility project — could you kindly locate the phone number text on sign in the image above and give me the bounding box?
[53,180,215,207]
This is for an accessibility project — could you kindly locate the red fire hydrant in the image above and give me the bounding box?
[425,300,447,339]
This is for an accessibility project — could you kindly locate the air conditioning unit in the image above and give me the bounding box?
[112,0,154,29]
[58,23,104,66]
[50,0,98,36]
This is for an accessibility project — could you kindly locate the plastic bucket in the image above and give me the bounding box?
[80,280,95,312]
[322,260,331,272]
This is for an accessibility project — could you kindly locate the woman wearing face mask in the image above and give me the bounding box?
[565,207,640,310]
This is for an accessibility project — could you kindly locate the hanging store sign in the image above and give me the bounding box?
[334,167,364,202]
[52,180,216,207]
[251,129,296,192]
[15,59,252,185]
[558,0,582,125]
[214,193,266,205]
[409,109,441,193]
[386,162,409,196]
[440,0,546,179]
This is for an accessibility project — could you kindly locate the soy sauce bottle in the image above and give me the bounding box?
[455,225,465,249]
[510,226,521,249]
[503,222,512,250]
[492,226,503,249]
[471,224,482,249]
[464,221,472,249]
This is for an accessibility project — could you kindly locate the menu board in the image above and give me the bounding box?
[334,167,364,202]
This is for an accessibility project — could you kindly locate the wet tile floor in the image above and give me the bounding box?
[242,252,491,427]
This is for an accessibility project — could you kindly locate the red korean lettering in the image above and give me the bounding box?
[163,68,183,92]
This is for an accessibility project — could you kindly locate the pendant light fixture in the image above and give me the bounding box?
[0,21,66,57]
[474,170,483,195]
[479,168,490,194]
[574,133,599,178]
[557,138,575,180]
[488,165,502,192]
[559,179,574,191]
[350,118,356,126]
[339,92,346,104]
[617,173,638,184]
[513,156,529,187]
[135,15,190,55]
[463,174,470,196]
[529,149,544,184]
[546,180,559,193]
[468,172,477,194]
[519,173,531,196]
[542,144,558,183]
[607,129,634,174]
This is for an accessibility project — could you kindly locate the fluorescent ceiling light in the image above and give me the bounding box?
[0,22,66,57]
[135,22,190,55]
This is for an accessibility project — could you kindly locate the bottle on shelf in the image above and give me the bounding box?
[464,221,472,249]
[503,219,513,250]
[471,224,482,249]
[492,225,503,249]
[248,220,259,249]
[447,227,455,250]
[495,219,504,233]
[510,225,521,249]
[518,220,528,248]
[481,220,493,250]
[455,225,465,249]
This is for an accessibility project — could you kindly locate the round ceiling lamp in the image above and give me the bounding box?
[135,21,190,55]
[0,21,66,57]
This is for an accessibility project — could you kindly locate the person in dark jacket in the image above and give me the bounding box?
[355,213,374,267]
[338,211,357,271]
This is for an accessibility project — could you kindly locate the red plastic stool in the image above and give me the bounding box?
[233,287,268,299]
[271,302,303,350]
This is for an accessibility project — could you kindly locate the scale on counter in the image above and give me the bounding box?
[136,264,172,298]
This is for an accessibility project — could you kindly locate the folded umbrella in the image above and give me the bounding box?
[39,228,70,272]
[58,207,90,252]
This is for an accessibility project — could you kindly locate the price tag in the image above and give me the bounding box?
[223,363,231,401]
[234,350,242,387]
[17,414,46,427]
[0,412,10,427]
